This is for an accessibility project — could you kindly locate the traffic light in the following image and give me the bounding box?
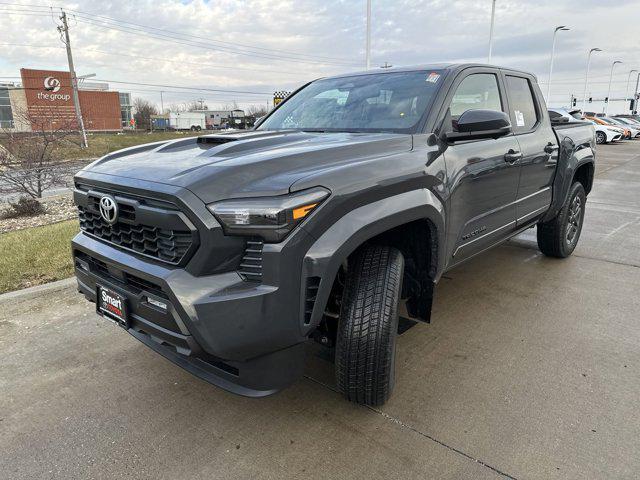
[630,99,636,111]
[604,97,609,103]
[588,97,593,103]
[572,97,577,107]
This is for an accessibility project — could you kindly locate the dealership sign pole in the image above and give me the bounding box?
[59,11,88,148]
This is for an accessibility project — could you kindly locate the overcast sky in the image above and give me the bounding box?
[1,0,639,112]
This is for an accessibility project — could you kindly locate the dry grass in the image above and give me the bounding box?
[0,219,79,294]
[0,131,203,162]
[53,131,203,160]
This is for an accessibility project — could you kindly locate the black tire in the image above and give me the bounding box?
[537,181,586,258]
[335,245,404,406]
[595,131,606,144]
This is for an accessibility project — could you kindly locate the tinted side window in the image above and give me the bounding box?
[548,110,562,119]
[448,73,502,132]
[506,76,539,133]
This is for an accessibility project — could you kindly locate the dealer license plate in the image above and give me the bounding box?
[96,285,129,328]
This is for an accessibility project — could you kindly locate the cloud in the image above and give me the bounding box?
[1,0,638,110]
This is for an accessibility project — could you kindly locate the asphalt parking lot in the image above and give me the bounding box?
[1,141,639,480]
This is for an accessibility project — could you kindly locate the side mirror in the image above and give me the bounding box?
[444,109,512,143]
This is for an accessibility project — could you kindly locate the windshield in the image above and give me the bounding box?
[602,117,622,125]
[258,70,445,134]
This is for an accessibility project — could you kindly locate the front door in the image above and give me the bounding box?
[442,71,522,266]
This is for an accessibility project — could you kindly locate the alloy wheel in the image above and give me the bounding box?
[566,195,583,246]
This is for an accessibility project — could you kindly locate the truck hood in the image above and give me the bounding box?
[80,130,412,204]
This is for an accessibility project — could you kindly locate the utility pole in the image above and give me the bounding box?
[160,91,164,113]
[487,0,496,63]
[365,0,371,69]
[58,10,87,148]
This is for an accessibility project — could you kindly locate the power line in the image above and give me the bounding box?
[62,7,354,64]
[70,16,356,67]
[0,43,312,78]
[0,3,360,67]
[0,2,356,64]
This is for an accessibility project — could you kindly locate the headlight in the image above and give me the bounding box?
[207,187,330,242]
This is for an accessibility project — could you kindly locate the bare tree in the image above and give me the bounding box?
[247,104,269,117]
[133,98,159,131]
[0,107,77,200]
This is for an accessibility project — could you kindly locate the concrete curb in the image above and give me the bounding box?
[0,277,76,304]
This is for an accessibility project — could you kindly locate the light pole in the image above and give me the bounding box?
[625,70,637,110]
[488,0,496,62]
[582,48,602,114]
[634,72,640,114]
[605,60,622,115]
[365,0,371,69]
[546,26,570,104]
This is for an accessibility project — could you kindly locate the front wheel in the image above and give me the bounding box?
[335,245,404,406]
[537,181,586,258]
[595,131,606,144]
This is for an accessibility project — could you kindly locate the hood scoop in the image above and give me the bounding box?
[197,135,239,146]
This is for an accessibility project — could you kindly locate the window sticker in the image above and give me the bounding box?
[515,110,525,127]
[426,72,441,84]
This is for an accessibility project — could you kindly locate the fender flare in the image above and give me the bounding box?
[543,134,595,223]
[299,188,446,335]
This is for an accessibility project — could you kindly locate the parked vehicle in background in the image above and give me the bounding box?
[585,119,624,144]
[603,117,640,138]
[588,116,632,139]
[548,107,584,123]
[169,112,206,131]
[72,64,596,406]
[201,109,247,130]
[150,114,170,131]
[611,116,640,136]
[613,114,640,123]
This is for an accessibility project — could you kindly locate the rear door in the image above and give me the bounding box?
[441,69,522,266]
[503,74,557,225]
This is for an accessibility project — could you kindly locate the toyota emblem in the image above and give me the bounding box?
[99,195,118,225]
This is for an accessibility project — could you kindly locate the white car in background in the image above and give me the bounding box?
[548,107,585,123]
[609,117,640,138]
[587,120,624,144]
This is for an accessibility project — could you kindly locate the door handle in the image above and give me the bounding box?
[504,149,522,164]
[544,143,559,154]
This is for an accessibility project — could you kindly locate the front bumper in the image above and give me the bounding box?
[72,232,309,397]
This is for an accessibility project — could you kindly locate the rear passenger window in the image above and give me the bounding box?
[448,73,503,132]
[506,76,539,133]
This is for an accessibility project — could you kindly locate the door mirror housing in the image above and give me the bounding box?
[444,109,512,143]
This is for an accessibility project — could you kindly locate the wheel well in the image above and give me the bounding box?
[573,162,594,195]
[319,219,438,333]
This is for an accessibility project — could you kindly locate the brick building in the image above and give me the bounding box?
[0,68,132,132]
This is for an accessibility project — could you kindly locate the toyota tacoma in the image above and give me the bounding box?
[72,64,595,406]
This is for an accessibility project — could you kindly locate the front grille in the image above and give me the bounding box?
[78,207,193,264]
[238,238,263,281]
[74,184,199,265]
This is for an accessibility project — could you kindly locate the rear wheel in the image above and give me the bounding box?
[537,181,586,258]
[335,245,404,406]
[595,131,606,144]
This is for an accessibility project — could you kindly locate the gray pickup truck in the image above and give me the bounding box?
[72,64,595,406]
